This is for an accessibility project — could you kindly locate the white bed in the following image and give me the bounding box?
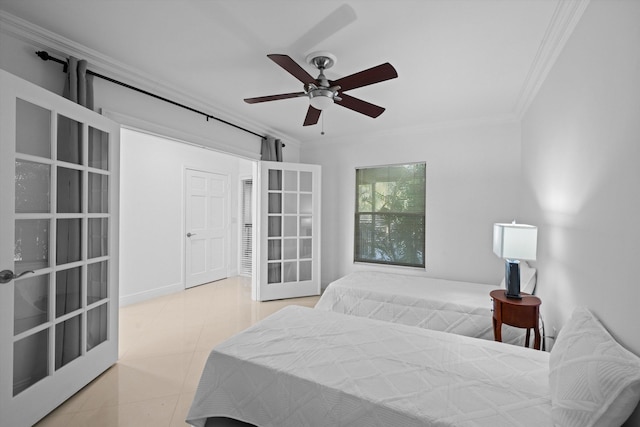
[314,267,538,346]
[187,305,552,427]
[187,305,640,427]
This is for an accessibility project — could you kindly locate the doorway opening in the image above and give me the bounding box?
[240,179,253,277]
[118,127,254,305]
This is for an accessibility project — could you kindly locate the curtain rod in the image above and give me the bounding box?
[35,50,277,143]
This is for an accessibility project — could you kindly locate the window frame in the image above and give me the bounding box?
[353,161,426,268]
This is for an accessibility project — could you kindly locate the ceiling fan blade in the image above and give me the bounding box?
[268,54,315,84]
[244,92,306,104]
[330,63,398,92]
[335,93,385,118]
[303,106,321,126]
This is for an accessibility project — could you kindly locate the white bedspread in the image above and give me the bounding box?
[187,306,551,427]
[315,271,525,345]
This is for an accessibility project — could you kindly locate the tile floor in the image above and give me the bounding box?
[35,276,320,427]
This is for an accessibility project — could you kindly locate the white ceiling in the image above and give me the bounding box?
[0,0,581,145]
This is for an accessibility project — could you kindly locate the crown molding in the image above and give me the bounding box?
[514,0,590,119]
[0,11,301,148]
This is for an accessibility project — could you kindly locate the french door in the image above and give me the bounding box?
[185,169,228,288]
[253,161,321,301]
[0,70,120,426]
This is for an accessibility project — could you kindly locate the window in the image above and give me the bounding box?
[354,162,426,268]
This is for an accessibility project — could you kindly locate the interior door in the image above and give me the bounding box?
[253,161,321,301]
[0,70,120,426]
[185,169,228,288]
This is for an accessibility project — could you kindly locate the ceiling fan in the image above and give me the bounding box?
[244,52,398,126]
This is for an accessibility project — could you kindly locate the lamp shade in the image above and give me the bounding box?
[493,223,537,260]
[308,89,334,110]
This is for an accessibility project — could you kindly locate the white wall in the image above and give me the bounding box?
[521,0,640,353]
[119,128,253,305]
[301,121,522,287]
[520,1,640,423]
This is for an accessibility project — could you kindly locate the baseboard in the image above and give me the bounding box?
[119,281,183,307]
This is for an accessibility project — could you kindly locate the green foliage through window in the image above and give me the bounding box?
[354,163,426,267]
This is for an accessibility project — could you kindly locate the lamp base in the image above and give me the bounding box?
[504,259,521,299]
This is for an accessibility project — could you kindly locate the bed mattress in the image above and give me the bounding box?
[187,305,551,427]
[314,271,525,345]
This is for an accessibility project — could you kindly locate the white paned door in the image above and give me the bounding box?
[253,161,321,301]
[185,169,228,288]
[0,70,120,426]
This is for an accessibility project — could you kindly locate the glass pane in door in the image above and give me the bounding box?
[284,193,297,214]
[56,219,82,265]
[267,193,281,213]
[300,194,312,214]
[283,239,297,259]
[300,171,312,192]
[284,170,297,191]
[57,167,82,213]
[300,260,312,281]
[55,267,82,317]
[88,218,108,258]
[300,216,312,237]
[87,303,108,351]
[13,329,48,396]
[14,274,49,335]
[268,170,281,190]
[16,99,51,158]
[87,261,108,304]
[15,219,49,273]
[283,261,296,282]
[283,216,296,237]
[267,263,281,284]
[88,173,108,213]
[299,239,312,258]
[267,217,281,237]
[15,161,50,213]
[267,240,281,260]
[57,115,82,165]
[55,315,81,370]
[88,126,109,170]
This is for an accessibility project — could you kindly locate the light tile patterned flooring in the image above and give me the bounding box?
[35,276,320,427]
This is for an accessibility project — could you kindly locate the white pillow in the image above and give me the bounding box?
[499,261,537,294]
[549,307,640,427]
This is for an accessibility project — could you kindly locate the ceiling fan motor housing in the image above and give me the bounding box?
[306,51,337,71]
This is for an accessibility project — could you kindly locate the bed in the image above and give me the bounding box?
[314,266,537,346]
[186,305,640,427]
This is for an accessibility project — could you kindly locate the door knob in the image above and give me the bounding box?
[0,269,34,284]
[186,232,196,237]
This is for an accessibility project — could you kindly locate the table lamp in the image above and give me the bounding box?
[493,222,537,299]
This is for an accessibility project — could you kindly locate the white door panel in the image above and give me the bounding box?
[0,70,120,426]
[185,170,228,288]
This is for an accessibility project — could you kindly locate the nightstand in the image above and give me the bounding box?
[490,289,542,350]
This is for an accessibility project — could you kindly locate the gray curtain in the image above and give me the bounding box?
[55,57,95,368]
[63,57,94,109]
[260,136,283,161]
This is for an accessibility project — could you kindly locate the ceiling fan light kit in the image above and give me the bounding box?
[244,51,397,127]
[308,88,336,110]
